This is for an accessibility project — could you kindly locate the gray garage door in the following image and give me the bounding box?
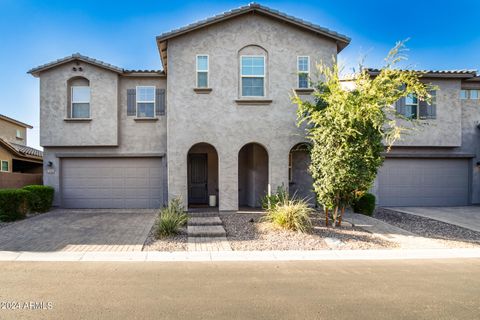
[61,158,164,209]
[377,158,470,206]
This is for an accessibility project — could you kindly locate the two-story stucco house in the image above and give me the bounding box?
[28,3,480,210]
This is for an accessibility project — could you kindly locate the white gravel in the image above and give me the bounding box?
[221,212,397,251]
[374,208,480,248]
[142,219,188,252]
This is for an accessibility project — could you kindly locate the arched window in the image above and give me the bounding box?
[238,45,268,98]
[67,77,90,118]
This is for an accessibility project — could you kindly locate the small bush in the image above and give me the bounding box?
[263,195,313,233]
[261,185,288,210]
[23,185,55,213]
[352,193,376,216]
[0,189,30,222]
[155,198,188,238]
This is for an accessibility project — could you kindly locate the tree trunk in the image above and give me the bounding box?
[336,206,345,227]
[325,207,329,227]
[332,206,339,228]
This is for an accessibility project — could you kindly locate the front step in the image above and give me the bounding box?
[188,211,219,217]
[187,225,226,237]
[188,216,222,226]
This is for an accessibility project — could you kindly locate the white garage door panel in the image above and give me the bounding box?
[377,159,469,206]
[62,158,164,209]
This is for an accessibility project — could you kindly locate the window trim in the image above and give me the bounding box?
[240,55,266,98]
[71,85,91,119]
[135,85,156,118]
[297,56,310,89]
[196,54,209,88]
[0,160,9,172]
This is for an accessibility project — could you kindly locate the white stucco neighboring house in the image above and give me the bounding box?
[28,3,480,210]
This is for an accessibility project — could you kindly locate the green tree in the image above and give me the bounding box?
[293,41,433,226]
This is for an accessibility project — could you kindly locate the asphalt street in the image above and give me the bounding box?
[0,259,479,319]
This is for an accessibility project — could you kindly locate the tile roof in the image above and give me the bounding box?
[156,2,350,50]
[0,138,43,160]
[0,114,33,129]
[9,142,43,158]
[366,68,477,78]
[28,53,124,76]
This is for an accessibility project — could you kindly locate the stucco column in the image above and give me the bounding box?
[218,148,238,211]
[167,149,188,207]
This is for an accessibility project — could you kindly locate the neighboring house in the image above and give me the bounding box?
[27,3,479,209]
[367,70,480,206]
[0,114,43,174]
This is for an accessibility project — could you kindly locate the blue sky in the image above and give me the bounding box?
[1,0,479,149]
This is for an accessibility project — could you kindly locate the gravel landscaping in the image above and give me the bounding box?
[142,222,188,252]
[221,212,397,251]
[374,208,480,248]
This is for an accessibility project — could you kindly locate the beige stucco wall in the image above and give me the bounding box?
[166,13,336,210]
[41,72,167,206]
[39,62,119,147]
[0,119,27,145]
[393,79,462,147]
[0,145,12,172]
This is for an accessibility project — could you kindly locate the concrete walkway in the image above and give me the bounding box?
[1,248,479,262]
[344,212,448,249]
[386,206,480,232]
[0,209,156,252]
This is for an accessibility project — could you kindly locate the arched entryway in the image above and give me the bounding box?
[289,143,315,205]
[238,143,268,208]
[187,143,219,208]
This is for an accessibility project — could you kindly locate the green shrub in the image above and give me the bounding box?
[155,198,188,238]
[0,189,30,222]
[352,193,376,216]
[263,195,313,233]
[261,185,288,210]
[22,185,55,213]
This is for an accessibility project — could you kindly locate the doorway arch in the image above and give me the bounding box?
[187,143,219,208]
[238,143,269,208]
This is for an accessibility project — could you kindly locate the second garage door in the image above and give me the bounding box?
[61,158,165,209]
[376,158,470,206]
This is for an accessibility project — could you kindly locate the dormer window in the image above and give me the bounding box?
[136,86,155,118]
[241,56,265,97]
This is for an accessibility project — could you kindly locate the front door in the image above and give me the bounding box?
[188,153,208,205]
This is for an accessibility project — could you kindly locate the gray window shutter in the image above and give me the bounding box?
[127,89,136,116]
[155,88,165,116]
[427,90,437,119]
[419,100,428,119]
[395,97,406,116]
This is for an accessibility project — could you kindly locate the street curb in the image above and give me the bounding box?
[1,248,480,262]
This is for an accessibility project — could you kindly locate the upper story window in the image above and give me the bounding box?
[396,91,437,120]
[68,77,90,119]
[1,160,8,172]
[404,94,418,119]
[297,56,310,88]
[136,86,155,118]
[16,129,22,139]
[241,56,265,97]
[461,89,479,100]
[196,55,209,88]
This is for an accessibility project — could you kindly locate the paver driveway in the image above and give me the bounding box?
[0,209,157,252]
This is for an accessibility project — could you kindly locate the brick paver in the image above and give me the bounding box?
[0,209,156,252]
[187,213,232,251]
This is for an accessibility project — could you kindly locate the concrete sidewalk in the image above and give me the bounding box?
[1,248,480,262]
